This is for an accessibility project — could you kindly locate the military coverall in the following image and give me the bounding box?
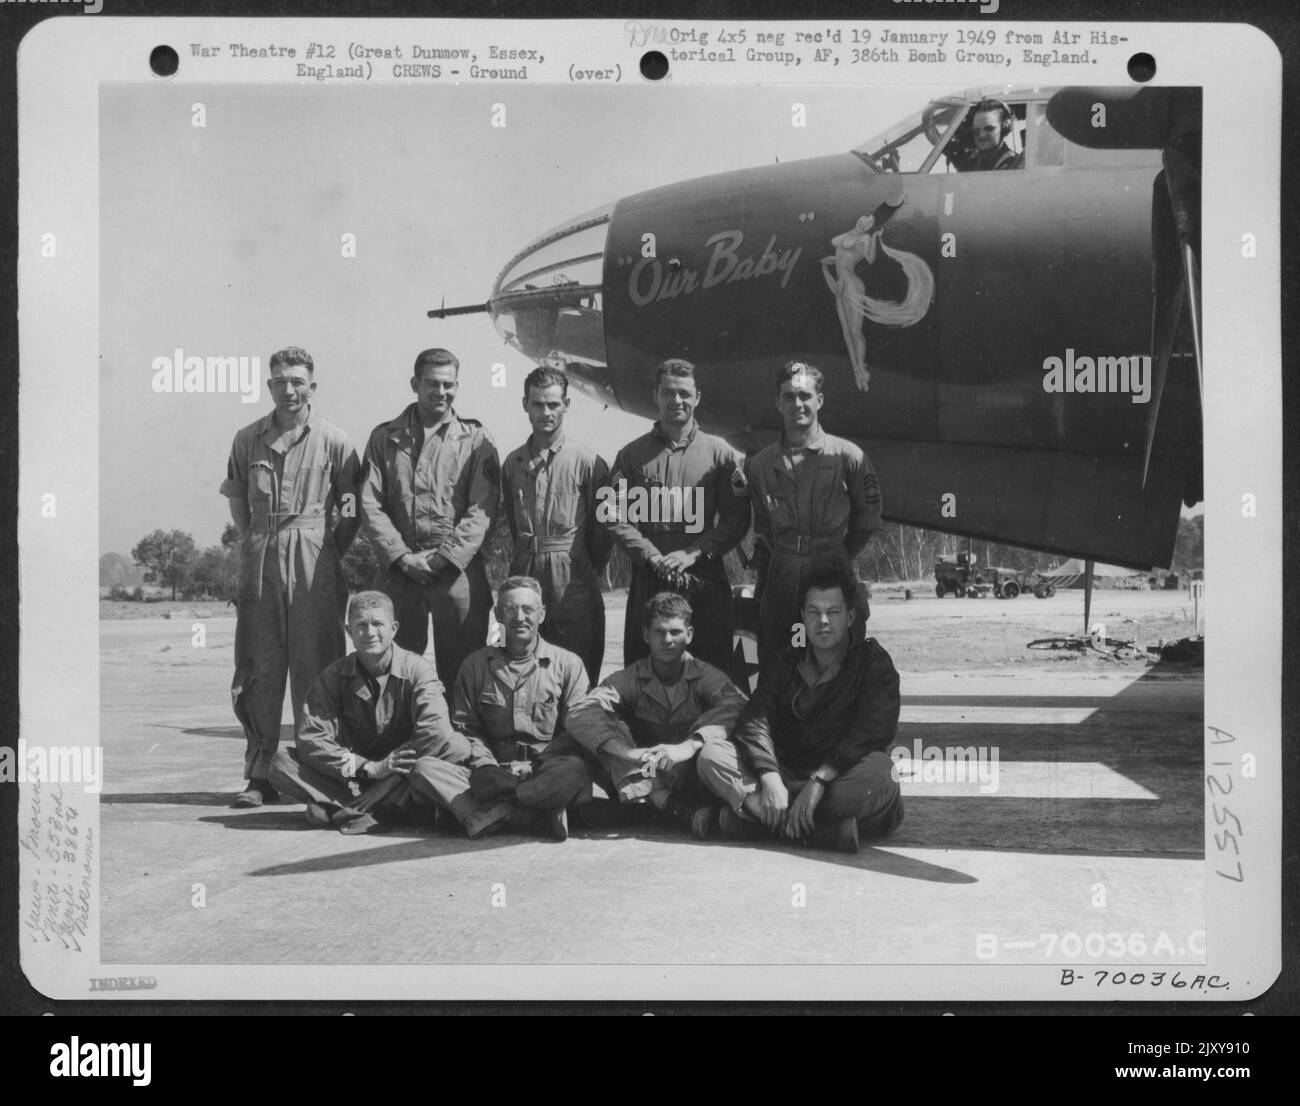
[221,409,360,781]
[566,654,746,804]
[268,644,472,823]
[361,404,500,693]
[409,639,593,825]
[605,422,750,674]
[501,435,612,684]
[745,429,882,664]
[698,637,904,838]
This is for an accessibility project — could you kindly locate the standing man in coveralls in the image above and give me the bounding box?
[221,346,361,808]
[361,348,500,695]
[500,364,611,684]
[604,358,750,674]
[745,361,882,665]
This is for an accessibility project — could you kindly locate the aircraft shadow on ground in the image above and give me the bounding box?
[231,826,544,876]
[103,791,235,806]
[889,658,1203,859]
[579,827,975,882]
[119,661,1201,868]
[196,812,975,883]
[176,725,277,741]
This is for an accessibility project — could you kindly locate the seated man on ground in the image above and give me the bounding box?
[268,590,473,835]
[566,592,747,838]
[697,567,903,853]
[408,576,592,841]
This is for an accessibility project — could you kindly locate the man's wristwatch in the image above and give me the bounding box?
[809,774,831,787]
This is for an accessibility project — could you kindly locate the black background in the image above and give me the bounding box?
[0,0,1294,1060]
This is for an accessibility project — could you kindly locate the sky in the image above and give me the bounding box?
[99,81,929,554]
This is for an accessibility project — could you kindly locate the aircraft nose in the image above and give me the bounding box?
[489,203,612,400]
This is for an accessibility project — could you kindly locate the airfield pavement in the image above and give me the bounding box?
[93,586,1205,980]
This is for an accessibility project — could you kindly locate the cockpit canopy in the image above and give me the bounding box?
[852,89,1024,174]
[851,88,1159,174]
[852,94,973,173]
[487,203,611,391]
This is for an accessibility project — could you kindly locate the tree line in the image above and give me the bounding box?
[108,515,1205,603]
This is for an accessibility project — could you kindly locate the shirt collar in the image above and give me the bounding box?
[426,406,458,436]
[348,648,397,700]
[387,403,459,440]
[632,653,703,684]
[652,420,698,451]
[531,432,565,455]
[520,433,566,469]
[256,406,315,444]
[779,426,827,454]
[794,638,856,687]
[489,638,552,669]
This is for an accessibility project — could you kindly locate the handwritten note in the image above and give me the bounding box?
[20,781,94,953]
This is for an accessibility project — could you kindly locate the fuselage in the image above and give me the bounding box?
[481,86,1202,568]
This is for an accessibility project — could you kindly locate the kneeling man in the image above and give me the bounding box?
[408,576,592,841]
[566,593,747,837]
[268,591,472,834]
[698,568,903,852]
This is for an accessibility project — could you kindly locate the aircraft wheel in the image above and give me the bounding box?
[1003,582,1021,599]
[936,583,946,598]
[1034,584,1047,599]
[1045,584,1056,598]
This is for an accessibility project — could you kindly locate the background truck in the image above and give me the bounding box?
[935,556,1056,598]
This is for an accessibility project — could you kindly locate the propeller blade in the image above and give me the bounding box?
[1181,242,1204,400]
[1142,148,1202,488]
[1164,148,1203,396]
[1143,272,1183,487]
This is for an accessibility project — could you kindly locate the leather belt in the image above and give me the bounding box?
[523,534,576,554]
[252,513,327,534]
[773,534,839,556]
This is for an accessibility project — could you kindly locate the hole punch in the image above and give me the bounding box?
[640,51,669,81]
[150,45,179,78]
[1127,52,1156,83]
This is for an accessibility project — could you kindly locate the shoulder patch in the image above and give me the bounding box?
[729,461,749,495]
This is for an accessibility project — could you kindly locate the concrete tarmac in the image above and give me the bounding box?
[97,591,1204,970]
